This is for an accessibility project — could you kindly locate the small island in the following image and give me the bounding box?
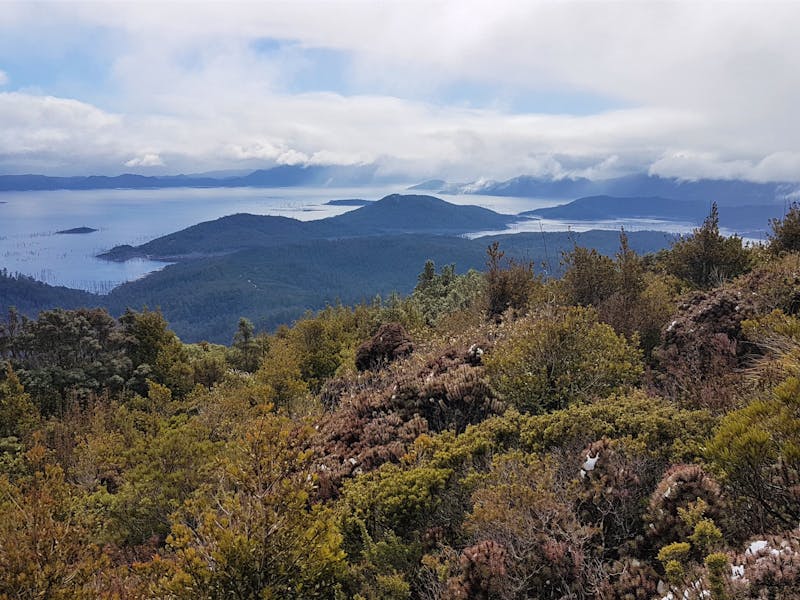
[325,198,373,206]
[56,227,98,235]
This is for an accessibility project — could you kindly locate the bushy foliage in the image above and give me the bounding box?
[574,437,655,555]
[732,529,800,597]
[355,322,413,371]
[661,203,751,289]
[412,260,485,327]
[735,252,800,318]
[0,308,132,414]
[645,464,724,549]
[314,339,501,496]
[0,443,106,599]
[562,232,680,353]
[0,366,38,440]
[462,453,595,600]
[485,306,643,413]
[561,245,618,307]
[484,242,542,321]
[445,539,508,600]
[159,413,345,599]
[769,202,800,255]
[227,316,268,372]
[652,285,758,409]
[707,376,800,531]
[519,390,715,462]
[5,241,800,599]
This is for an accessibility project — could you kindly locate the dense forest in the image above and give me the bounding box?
[2,203,800,598]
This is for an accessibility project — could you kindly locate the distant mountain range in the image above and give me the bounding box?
[414,174,799,207]
[3,165,799,209]
[522,195,787,236]
[0,164,392,192]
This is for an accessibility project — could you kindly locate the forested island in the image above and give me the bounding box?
[2,202,800,598]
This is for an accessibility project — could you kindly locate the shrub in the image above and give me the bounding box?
[769,202,800,255]
[463,453,594,600]
[707,376,800,531]
[484,242,541,321]
[651,285,758,409]
[661,203,751,289]
[485,306,643,414]
[645,464,724,548]
[445,540,508,600]
[355,323,413,372]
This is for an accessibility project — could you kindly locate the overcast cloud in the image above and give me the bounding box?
[0,1,798,181]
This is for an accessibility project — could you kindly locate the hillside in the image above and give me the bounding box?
[522,195,699,220]
[103,230,670,342]
[100,194,520,261]
[324,194,517,234]
[99,213,326,261]
[3,229,671,343]
[0,270,98,315]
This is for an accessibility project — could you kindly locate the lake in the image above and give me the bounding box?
[1,185,748,293]
[0,185,570,292]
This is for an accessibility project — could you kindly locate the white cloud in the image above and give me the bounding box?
[0,70,7,86]
[650,151,800,184]
[1,2,800,181]
[124,153,164,167]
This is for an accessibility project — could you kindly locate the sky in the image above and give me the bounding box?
[1,0,799,182]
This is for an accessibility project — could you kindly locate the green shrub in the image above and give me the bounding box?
[485,306,643,414]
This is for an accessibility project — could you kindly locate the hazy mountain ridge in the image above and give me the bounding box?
[523,195,788,235]
[422,174,800,206]
[0,164,392,191]
[4,166,799,209]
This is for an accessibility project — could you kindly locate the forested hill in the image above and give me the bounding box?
[0,270,98,315]
[100,213,325,261]
[101,230,671,342]
[1,228,673,343]
[323,194,516,233]
[100,194,520,261]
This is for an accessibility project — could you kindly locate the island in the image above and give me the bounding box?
[56,227,98,234]
[325,198,374,206]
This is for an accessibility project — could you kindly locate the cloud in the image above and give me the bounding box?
[124,153,164,167]
[650,151,800,184]
[1,2,800,181]
[0,70,7,86]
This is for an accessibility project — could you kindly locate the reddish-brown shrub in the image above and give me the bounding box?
[651,287,758,409]
[445,540,509,600]
[355,322,413,371]
[645,464,724,548]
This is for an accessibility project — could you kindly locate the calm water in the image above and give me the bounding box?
[0,186,565,293]
[0,185,730,293]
